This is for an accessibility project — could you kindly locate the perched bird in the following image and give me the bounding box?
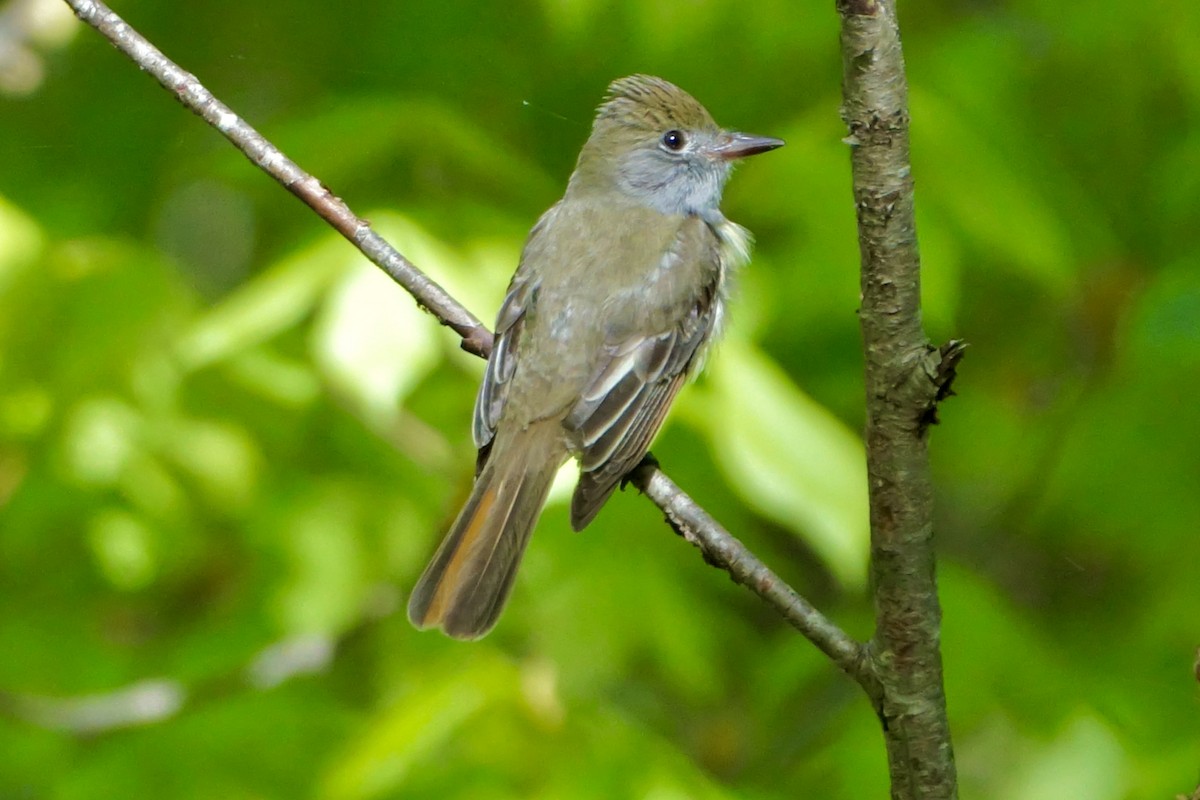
[408,75,783,639]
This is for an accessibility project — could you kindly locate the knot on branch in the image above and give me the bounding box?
[916,339,967,429]
[626,455,717,564]
[458,325,495,360]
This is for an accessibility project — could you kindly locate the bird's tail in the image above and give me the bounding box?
[407,423,563,639]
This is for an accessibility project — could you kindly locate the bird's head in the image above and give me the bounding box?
[569,75,784,216]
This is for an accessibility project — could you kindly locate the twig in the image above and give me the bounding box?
[62,0,492,358]
[0,629,345,733]
[60,0,865,675]
[837,0,962,797]
[0,680,185,733]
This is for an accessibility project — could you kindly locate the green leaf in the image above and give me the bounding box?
[694,338,868,588]
[911,86,1078,297]
[175,236,349,372]
[0,196,43,296]
[322,654,516,800]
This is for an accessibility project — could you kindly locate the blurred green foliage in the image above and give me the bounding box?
[0,0,1197,797]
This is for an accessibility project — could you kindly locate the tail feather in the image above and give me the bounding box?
[408,427,561,639]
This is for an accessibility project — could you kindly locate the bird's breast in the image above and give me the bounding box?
[507,201,742,419]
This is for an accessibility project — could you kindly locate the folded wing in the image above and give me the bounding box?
[565,295,717,530]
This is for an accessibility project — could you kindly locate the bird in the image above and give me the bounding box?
[408,75,783,639]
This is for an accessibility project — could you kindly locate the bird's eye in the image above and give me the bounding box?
[661,130,686,151]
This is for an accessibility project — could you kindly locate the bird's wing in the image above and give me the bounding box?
[472,270,535,457]
[471,203,566,464]
[564,290,718,530]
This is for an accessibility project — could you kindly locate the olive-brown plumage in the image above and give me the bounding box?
[408,75,783,639]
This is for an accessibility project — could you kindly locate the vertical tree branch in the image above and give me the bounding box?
[836,1,965,798]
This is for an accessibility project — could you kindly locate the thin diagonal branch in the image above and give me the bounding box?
[63,0,493,359]
[62,0,866,677]
[631,460,869,681]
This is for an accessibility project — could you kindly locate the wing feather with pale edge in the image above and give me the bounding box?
[473,273,535,456]
[565,294,717,530]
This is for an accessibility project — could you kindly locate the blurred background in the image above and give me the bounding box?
[1,0,1197,797]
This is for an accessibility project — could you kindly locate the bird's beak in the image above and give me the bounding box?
[712,132,785,161]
